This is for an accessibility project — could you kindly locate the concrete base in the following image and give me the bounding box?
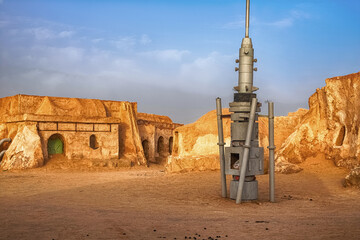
[229,180,258,201]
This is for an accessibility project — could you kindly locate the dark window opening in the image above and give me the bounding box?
[231,153,240,169]
[169,137,173,155]
[90,134,99,149]
[157,136,165,155]
[142,139,149,161]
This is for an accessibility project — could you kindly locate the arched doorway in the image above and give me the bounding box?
[157,136,165,156]
[47,134,65,155]
[169,137,173,155]
[142,139,149,161]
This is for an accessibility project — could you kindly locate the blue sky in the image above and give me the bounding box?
[0,0,359,124]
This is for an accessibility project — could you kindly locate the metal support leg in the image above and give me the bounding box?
[216,98,227,198]
[268,102,275,202]
[236,97,257,204]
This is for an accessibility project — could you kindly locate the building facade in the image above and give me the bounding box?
[0,95,182,169]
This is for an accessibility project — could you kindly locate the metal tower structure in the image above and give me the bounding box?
[216,0,275,204]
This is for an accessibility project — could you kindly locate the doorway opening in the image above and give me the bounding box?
[157,136,165,156]
[142,139,149,161]
[169,137,173,155]
[47,134,65,156]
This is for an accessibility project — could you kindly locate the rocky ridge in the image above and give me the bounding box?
[167,71,360,187]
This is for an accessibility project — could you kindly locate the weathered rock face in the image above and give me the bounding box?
[275,72,360,179]
[344,167,360,188]
[166,155,220,173]
[1,125,44,170]
[167,107,306,173]
[172,108,231,157]
[259,108,308,173]
[168,71,360,186]
[167,108,231,172]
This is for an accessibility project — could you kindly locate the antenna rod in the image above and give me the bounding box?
[245,0,250,38]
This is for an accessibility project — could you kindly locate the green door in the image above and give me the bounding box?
[48,138,63,154]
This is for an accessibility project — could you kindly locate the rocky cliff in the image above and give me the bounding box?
[167,107,306,173]
[167,71,360,187]
[275,72,360,186]
[167,108,231,172]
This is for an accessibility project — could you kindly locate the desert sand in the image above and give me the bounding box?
[1,155,359,240]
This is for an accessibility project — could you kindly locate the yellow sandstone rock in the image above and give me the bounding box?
[168,71,360,187]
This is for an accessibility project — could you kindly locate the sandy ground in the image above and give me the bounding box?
[1,155,360,240]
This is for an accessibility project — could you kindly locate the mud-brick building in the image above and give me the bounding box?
[137,113,182,163]
[0,94,181,170]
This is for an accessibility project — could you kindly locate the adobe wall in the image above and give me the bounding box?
[0,94,183,170]
[38,122,119,161]
[137,113,181,163]
[138,123,156,163]
[0,95,148,170]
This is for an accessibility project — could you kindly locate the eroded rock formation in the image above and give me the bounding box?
[275,72,360,185]
[168,71,360,187]
[167,108,231,172]
[2,125,44,169]
[167,107,305,173]
[259,108,308,173]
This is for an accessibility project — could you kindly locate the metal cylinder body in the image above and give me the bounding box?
[237,38,254,93]
[216,97,227,198]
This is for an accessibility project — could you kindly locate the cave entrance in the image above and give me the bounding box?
[47,134,64,155]
[169,137,173,155]
[142,139,149,161]
[335,126,346,146]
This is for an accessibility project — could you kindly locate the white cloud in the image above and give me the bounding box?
[0,12,318,123]
[19,69,65,90]
[20,46,85,74]
[265,9,310,28]
[140,49,190,61]
[178,52,233,94]
[25,27,75,40]
[92,38,104,43]
[140,34,151,45]
[223,9,310,30]
[58,31,75,38]
[267,18,294,28]
[112,36,136,50]
[26,27,56,40]
[290,10,310,20]
[111,34,152,49]
[222,19,245,29]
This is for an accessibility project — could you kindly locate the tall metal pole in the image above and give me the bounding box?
[268,102,275,202]
[236,97,257,204]
[216,98,227,198]
[245,0,250,38]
